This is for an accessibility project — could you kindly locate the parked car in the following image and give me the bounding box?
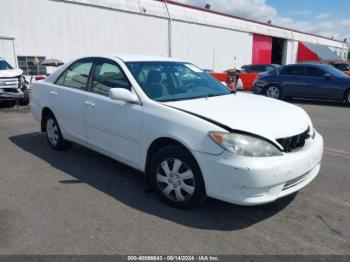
[331,63,350,76]
[31,55,323,209]
[0,57,30,105]
[253,63,350,105]
[240,64,281,90]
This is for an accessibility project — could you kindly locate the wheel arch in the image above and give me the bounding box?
[41,107,54,132]
[144,137,196,181]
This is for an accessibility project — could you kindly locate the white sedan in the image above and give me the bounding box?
[31,55,323,209]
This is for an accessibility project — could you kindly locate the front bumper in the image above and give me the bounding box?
[252,82,266,94]
[192,131,323,205]
[0,90,23,100]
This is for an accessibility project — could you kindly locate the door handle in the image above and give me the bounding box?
[84,101,95,108]
[50,91,58,96]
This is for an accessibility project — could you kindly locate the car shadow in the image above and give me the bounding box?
[9,132,296,231]
[287,98,348,108]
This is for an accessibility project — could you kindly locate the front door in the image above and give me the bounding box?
[305,66,343,99]
[84,59,143,168]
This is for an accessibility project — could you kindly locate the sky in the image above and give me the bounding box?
[176,0,349,45]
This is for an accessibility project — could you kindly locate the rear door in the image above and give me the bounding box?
[51,58,94,144]
[280,65,308,98]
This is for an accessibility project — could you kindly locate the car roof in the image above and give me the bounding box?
[114,54,184,63]
[285,63,331,68]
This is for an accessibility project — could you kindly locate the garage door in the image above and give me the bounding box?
[0,37,17,68]
[252,34,272,64]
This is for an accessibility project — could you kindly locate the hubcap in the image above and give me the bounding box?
[156,158,195,202]
[266,86,280,98]
[347,93,350,104]
[46,118,59,145]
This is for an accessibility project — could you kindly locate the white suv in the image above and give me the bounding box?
[31,55,323,209]
[0,57,30,105]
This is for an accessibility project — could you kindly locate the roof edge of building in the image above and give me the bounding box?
[160,0,345,44]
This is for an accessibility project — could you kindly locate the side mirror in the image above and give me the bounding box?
[109,88,139,104]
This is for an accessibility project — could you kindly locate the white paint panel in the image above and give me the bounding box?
[172,21,252,71]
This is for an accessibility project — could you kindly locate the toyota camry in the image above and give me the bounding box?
[31,55,323,209]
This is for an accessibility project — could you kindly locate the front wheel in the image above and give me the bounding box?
[45,113,71,150]
[148,145,207,209]
[19,88,30,106]
[265,85,282,99]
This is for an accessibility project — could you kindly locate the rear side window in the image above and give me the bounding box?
[283,66,305,76]
[91,61,131,96]
[306,67,325,77]
[56,61,93,90]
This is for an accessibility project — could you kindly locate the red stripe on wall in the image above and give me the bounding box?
[297,42,320,63]
[252,34,272,64]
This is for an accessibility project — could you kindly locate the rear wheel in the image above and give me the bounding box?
[44,113,71,150]
[148,145,206,209]
[345,90,350,106]
[265,85,282,99]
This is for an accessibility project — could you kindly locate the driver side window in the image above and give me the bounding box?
[91,61,131,96]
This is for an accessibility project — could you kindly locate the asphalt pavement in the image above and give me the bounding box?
[0,99,349,255]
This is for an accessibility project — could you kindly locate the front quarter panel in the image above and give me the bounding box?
[141,101,226,170]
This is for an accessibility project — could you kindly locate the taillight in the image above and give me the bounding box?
[35,75,46,81]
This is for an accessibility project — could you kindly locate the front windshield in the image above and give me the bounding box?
[0,59,13,70]
[126,61,231,102]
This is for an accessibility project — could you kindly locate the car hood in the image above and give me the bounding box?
[0,68,23,78]
[164,92,312,143]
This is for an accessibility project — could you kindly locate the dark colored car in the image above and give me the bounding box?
[241,64,280,73]
[253,63,350,105]
[332,63,350,72]
[331,63,350,77]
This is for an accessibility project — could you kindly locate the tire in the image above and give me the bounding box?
[19,88,30,106]
[148,145,207,209]
[265,85,282,99]
[345,90,350,106]
[44,112,71,150]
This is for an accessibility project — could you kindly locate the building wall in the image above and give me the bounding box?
[0,0,169,63]
[171,21,252,71]
[0,0,347,72]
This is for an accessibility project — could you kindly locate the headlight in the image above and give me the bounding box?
[209,131,282,157]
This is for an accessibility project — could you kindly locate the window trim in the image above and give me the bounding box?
[88,58,132,97]
[54,57,95,91]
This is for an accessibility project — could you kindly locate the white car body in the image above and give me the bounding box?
[31,55,323,206]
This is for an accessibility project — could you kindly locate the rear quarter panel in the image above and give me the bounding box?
[31,81,52,122]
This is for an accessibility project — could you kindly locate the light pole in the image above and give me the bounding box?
[164,0,172,57]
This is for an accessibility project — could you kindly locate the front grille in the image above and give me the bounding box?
[283,172,309,190]
[276,128,310,153]
[0,77,19,89]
